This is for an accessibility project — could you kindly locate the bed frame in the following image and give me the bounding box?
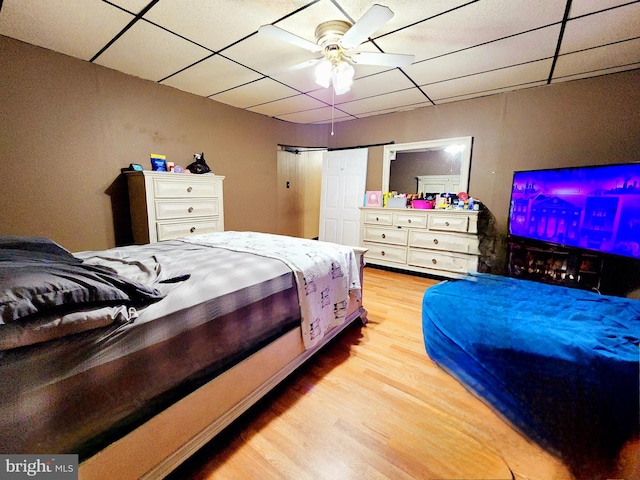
[79,247,368,479]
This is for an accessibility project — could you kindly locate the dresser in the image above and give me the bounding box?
[360,207,479,278]
[126,171,224,244]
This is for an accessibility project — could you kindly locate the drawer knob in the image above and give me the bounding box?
[381,251,385,256]
[445,221,450,226]
[187,186,193,193]
[188,207,194,213]
[408,219,412,224]
[381,233,386,239]
[432,258,437,265]
[190,227,196,233]
[433,239,439,245]
[376,217,379,221]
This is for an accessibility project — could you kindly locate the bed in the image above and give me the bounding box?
[422,273,640,474]
[0,232,367,479]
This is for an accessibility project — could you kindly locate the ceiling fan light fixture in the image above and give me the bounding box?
[332,61,355,95]
[315,59,333,88]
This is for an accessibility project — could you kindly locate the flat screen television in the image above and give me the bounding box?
[509,163,640,259]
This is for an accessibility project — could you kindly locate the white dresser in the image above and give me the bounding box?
[360,207,480,278]
[126,171,224,244]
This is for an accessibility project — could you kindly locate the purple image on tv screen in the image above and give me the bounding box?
[509,163,640,259]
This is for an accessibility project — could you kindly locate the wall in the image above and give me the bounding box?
[0,35,328,251]
[328,70,640,240]
[2,33,639,259]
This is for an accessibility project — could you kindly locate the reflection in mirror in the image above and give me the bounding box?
[382,137,473,195]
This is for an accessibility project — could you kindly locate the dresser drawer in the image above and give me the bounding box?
[156,218,221,241]
[363,242,407,264]
[363,226,408,245]
[363,211,394,226]
[395,213,428,229]
[409,230,479,254]
[153,177,219,198]
[155,199,219,220]
[428,214,470,233]
[408,249,477,274]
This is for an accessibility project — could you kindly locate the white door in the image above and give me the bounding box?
[319,148,368,246]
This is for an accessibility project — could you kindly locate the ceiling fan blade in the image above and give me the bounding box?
[258,25,322,52]
[274,57,322,75]
[351,52,415,68]
[340,4,394,50]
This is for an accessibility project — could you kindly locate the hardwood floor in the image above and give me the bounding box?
[166,267,617,480]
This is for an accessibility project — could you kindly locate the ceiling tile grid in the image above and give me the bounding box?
[94,19,213,82]
[553,37,640,80]
[212,77,303,109]
[405,24,562,87]
[427,59,555,102]
[0,0,638,124]
[161,54,264,97]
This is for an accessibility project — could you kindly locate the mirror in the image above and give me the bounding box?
[382,136,473,195]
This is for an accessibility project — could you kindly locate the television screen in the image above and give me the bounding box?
[509,163,640,259]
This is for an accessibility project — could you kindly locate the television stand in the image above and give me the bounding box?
[508,237,603,293]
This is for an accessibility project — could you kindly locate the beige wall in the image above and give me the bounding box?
[2,34,639,259]
[0,35,328,251]
[327,71,640,238]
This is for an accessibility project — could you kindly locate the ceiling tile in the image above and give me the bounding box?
[552,63,640,84]
[266,0,347,41]
[435,81,548,104]
[223,28,322,78]
[553,37,640,79]
[161,54,263,97]
[355,101,434,119]
[279,106,354,124]
[374,0,567,62]
[269,65,327,94]
[247,93,330,118]
[107,0,152,15]
[338,88,429,116]
[142,0,311,51]
[362,0,478,38]
[94,20,211,82]
[569,0,636,18]
[0,0,133,61]
[425,59,554,101]
[211,77,301,109]
[561,3,640,54]
[405,24,561,85]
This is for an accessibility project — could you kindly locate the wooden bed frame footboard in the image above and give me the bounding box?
[79,247,368,480]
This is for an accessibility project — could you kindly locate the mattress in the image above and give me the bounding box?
[422,273,640,467]
[0,240,300,459]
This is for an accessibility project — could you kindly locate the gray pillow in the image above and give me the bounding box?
[0,236,78,261]
[0,237,164,324]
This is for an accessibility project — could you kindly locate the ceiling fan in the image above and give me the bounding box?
[259,4,414,96]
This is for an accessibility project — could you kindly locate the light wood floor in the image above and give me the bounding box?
[166,267,630,480]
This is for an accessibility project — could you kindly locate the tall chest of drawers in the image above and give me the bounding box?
[360,207,480,279]
[126,171,224,244]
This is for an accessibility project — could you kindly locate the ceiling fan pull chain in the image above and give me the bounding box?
[331,87,335,136]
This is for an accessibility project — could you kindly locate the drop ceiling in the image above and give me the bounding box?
[1,0,638,124]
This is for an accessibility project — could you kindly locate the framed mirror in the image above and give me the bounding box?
[382,136,473,195]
